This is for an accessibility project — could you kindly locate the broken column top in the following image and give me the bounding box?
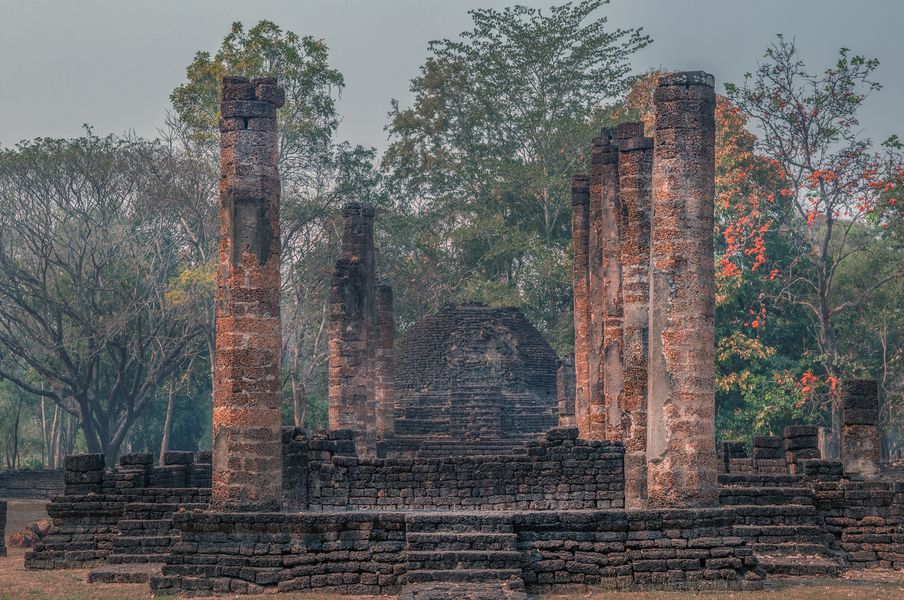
[571,174,590,202]
[657,71,715,88]
[615,121,645,139]
[591,128,618,164]
[342,201,376,218]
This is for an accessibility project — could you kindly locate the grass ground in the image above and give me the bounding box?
[5,500,904,599]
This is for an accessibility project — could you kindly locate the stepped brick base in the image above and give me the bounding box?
[149,508,762,596]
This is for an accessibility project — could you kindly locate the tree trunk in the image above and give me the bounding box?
[160,378,176,465]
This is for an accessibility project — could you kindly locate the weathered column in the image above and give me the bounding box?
[213,76,285,511]
[841,379,880,480]
[588,130,617,439]
[616,121,652,508]
[374,281,396,440]
[328,202,377,455]
[571,175,591,438]
[647,71,718,507]
[557,355,576,427]
[599,129,624,443]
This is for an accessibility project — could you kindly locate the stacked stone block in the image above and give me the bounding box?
[571,175,592,438]
[557,355,576,427]
[213,75,285,511]
[63,453,106,495]
[841,379,880,480]
[0,500,6,557]
[784,426,820,473]
[646,72,718,507]
[720,441,747,474]
[616,121,652,508]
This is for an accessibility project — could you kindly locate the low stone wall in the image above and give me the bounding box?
[293,428,625,511]
[815,480,904,569]
[25,451,212,570]
[150,508,762,596]
[0,469,64,499]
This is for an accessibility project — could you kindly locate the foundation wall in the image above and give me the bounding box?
[151,508,761,597]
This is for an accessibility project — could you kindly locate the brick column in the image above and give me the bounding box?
[328,203,377,455]
[647,72,718,507]
[841,379,880,480]
[374,281,396,439]
[212,76,285,511]
[571,175,591,438]
[616,121,652,508]
[557,355,576,427]
[589,130,617,439]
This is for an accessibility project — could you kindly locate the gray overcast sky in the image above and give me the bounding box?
[1,0,902,152]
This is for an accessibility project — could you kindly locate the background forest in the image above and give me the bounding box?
[0,0,902,468]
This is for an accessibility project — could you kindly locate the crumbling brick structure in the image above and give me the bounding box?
[386,304,558,456]
[328,204,396,456]
[841,379,881,480]
[646,72,718,507]
[212,75,286,511]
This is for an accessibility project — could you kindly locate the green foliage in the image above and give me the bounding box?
[383,0,650,352]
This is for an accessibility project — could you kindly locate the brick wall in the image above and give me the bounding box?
[290,428,624,511]
[0,470,63,499]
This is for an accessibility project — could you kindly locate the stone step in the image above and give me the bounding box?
[734,524,833,546]
[88,562,163,584]
[756,554,843,577]
[719,474,805,487]
[720,487,814,506]
[117,519,174,533]
[398,581,528,600]
[111,535,175,549]
[407,551,521,571]
[406,514,514,534]
[406,569,524,584]
[406,532,519,551]
[107,552,169,564]
[751,542,834,556]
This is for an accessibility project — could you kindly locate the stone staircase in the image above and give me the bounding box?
[88,499,207,583]
[720,474,844,577]
[400,513,527,600]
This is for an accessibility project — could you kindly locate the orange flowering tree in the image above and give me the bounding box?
[726,36,904,449]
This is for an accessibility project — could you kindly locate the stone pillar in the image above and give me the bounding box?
[0,500,6,557]
[599,129,624,444]
[571,175,591,438]
[374,281,396,440]
[646,71,718,508]
[212,76,285,511]
[328,202,377,455]
[841,379,880,480]
[588,130,617,439]
[616,121,652,508]
[557,355,576,427]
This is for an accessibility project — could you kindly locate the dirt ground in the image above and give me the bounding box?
[5,500,904,599]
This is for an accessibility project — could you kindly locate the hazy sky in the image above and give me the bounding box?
[1,0,902,153]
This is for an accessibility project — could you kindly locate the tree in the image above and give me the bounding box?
[383,0,650,350]
[726,37,904,451]
[0,133,206,461]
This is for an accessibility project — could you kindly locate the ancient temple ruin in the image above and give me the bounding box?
[20,72,904,599]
